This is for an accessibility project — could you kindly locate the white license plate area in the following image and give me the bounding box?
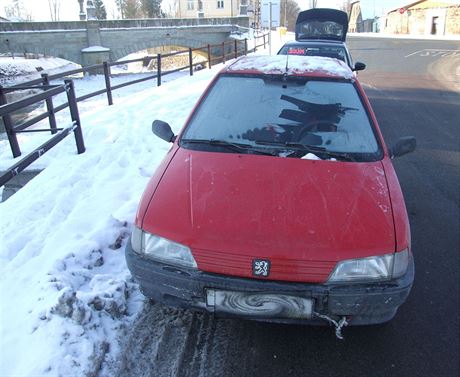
[206,289,313,319]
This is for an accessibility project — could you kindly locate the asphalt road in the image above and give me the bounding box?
[225,37,460,377]
[116,37,460,377]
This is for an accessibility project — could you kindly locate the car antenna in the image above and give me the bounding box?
[283,53,289,82]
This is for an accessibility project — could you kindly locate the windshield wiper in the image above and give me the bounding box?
[254,140,356,161]
[181,138,278,156]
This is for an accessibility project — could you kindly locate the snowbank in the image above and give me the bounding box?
[0,63,223,377]
[0,34,285,376]
[0,56,80,86]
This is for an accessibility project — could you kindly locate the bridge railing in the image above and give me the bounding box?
[6,32,268,106]
[0,33,268,186]
[0,80,85,187]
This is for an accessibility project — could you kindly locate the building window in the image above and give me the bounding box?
[187,0,194,10]
[217,0,224,9]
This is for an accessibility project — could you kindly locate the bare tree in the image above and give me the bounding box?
[94,0,107,20]
[141,0,164,18]
[116,0,142,19]
[4,0,33,21]
[48,0,61,21]
[340,0,352,14]
[280,0,300,31]
[115,0,125,18]
[116,0,165,19]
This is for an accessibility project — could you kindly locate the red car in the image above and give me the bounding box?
[126,55,415,337]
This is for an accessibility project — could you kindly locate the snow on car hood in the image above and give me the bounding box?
[142,148,395,283]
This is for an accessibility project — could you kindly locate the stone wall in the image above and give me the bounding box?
[0,30,87,63]
[446,6,460,34]
[0,18,249,65]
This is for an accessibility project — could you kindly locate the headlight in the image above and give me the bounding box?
[131,226,197,268]
[328,249,409,283]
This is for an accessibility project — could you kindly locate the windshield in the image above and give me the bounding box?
[181,75,382,161]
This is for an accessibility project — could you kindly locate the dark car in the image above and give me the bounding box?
[278,8,366,72]
[126,55,415,339]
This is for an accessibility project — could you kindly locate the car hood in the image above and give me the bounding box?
[296,8,348,42]
[142,148,395,283]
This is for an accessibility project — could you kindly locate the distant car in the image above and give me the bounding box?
[126,55,415,336]
[278,8,366,72]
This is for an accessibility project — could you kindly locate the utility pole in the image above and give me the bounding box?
[269,2,272,55]
[284,0,287,27]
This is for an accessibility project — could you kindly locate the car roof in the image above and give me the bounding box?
[225,55,354,80]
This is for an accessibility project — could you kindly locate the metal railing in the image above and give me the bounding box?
[0,80,85,186]
[0,33,268,187]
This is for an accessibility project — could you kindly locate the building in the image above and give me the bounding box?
[349,1,363,32]
[383,1,460,35]
[349,1,379,33]
[177,0,249,18]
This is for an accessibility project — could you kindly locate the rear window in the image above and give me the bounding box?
[279,45,347,63]
[181,75,382,161]
[297,20,345,41]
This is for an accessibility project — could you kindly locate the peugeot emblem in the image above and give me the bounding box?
[252,259,271,277]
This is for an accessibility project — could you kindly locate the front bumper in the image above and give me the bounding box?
[125,241,414,325]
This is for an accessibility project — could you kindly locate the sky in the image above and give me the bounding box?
[2,0,459,22]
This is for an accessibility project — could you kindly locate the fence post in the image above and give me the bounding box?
[64,80,85,154]
[157,54,162,87]
[263,34,266,49]
[234,40,238,59]
[0,85,21,158]
[207,44,211,69]
[103,62,113,106]
[41,73,58,135]
[222,42,225,64]
[189,48,193,76]
[244,38,248,55]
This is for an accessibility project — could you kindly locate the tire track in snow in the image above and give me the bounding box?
[113,301,259,377]
[114,302,193,377]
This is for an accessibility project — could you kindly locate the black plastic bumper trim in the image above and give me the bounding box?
[125,240,414,325]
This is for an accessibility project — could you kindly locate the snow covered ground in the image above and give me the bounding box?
[0,60,229,376]
[0,28,292,375]
[0,56,80,86]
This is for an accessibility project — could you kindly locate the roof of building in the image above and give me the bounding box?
[225,55,354,80]
[388,0,455,13]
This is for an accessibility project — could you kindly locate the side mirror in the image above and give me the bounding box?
[152,120,175,143]
[390,136,416,158]
[353,62,366,71]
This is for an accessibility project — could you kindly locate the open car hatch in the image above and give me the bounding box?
[295,8,349,42]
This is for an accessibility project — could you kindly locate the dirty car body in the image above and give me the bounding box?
[126,55,414,331]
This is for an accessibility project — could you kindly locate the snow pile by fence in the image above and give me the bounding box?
[0,63,223,376]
